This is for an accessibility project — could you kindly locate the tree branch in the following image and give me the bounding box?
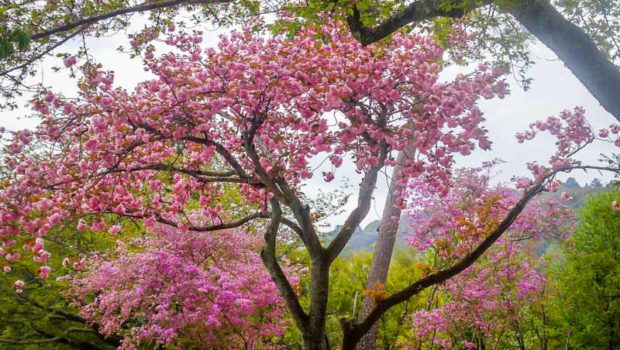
[184,135,252,181]
[346,0,485,45]
[102,163,263,186]
[16,295,85,324]
[0,29,83,76]
[326,140,388,262]
[0,327,105,346]
[30,0,232,41]
[241,116,325,257]
[156,211,268,231]
[260,199,309,331]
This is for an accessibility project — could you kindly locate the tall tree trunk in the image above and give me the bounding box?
[356,144,415,350]
[303,258,330,350]
[507,0,620,121]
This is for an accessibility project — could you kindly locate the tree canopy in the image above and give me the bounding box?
[1,18,619,349]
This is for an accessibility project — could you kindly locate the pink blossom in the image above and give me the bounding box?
[561,192,573,201]
[77,219,89,231]
[62,102,75,114]
[70,226,291,348]
[63,55,77,67]
[40,265,51,279]
[108,225,121,235]
[323,172,335,182]
[546,180,561,192]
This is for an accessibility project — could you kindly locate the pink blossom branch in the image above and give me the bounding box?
[341,164,620,349]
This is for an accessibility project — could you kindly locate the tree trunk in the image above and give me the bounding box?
[507,0,620,121]
[303,258,330,350]
[356,144,414,350]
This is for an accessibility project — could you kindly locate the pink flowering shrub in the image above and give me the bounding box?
[406,242,547,349]
[70,226,290,349]
[402,167,573,348]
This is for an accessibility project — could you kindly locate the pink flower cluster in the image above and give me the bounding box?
[515,107,620,187]
[408,242,547,349]
[70,226,290,349]
[405,167,573,260]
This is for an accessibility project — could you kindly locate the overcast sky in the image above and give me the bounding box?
[1,23,617,228]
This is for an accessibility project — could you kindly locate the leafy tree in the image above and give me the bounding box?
[550,191,620,349]
[588,178,603,188]
[564,177,581,189]
[0,21,618,350]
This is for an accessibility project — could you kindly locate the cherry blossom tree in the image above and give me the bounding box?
[0,20,618,349]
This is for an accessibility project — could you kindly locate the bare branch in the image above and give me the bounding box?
[30,0,232,41]
[0,327,101,345]
[16,295,85,324]
[156,211,268,231]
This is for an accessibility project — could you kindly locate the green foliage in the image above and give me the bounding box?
[0,217,139,349]
[549,191,620,349]
[555,0,620,63]
[0,28,30,59]
[283,248,422,348]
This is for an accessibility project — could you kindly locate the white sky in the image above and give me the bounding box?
[1,22,617,228]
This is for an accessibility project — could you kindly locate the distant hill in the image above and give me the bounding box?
[328,177,610,255]
[327,215,412,257]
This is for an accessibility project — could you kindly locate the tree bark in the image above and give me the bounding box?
[303,259,330,350]
[507,0,620,121]
[356,144,415,350]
